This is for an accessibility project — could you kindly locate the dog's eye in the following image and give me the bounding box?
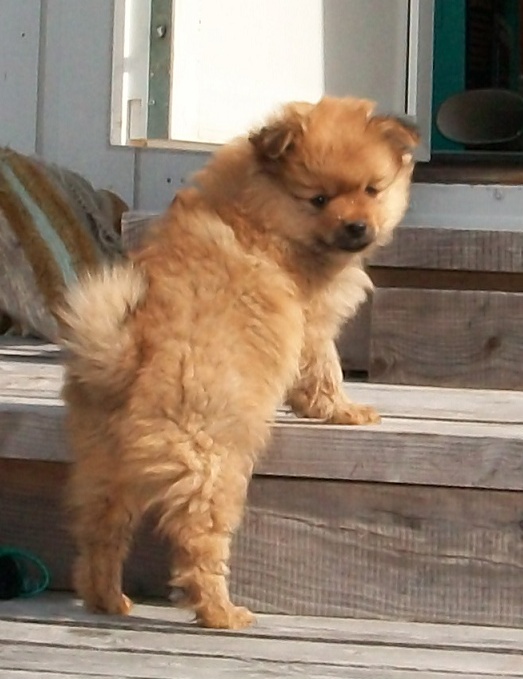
[310,194,329,208]
[365,186,378,197]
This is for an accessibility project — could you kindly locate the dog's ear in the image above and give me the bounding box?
[249,106,309,161]
[249,123,297,160]
[370,116,420,164]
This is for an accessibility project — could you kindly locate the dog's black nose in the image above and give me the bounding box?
[331,220,372,252]
[343,221,367,238]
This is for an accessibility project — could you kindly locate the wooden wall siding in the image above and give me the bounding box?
[369,288,523,389]
[373,226,523,272]
[3,459,523,627]
[120,215,523,385]
[333,299,371,374]
[2,344,523,625]
[39,0,136,205]
[0,1,41,154]
[0,459,171,599]
[233,478,523,626]
[366,227,523,388]
[0,0,206,212]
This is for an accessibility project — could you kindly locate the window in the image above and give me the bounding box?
[432,0,523,154]
[111,0,432,155]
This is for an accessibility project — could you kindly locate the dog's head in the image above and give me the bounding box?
[249,97,419,256]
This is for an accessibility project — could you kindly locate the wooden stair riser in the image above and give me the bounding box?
[2,458,523,627]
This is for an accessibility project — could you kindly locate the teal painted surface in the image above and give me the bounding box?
[0,158,77,283]
[147,0,172,140]
[431,0,466,151]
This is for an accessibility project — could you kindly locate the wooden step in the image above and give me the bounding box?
[122,214,523,390]
[1,339,523,628]
[2,593,523,678]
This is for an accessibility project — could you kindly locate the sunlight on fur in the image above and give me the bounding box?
[59,96,419,629]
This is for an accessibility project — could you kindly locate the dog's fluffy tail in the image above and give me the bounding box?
[58,264,147,395]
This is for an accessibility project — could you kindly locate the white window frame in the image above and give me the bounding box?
[111,0,433,158]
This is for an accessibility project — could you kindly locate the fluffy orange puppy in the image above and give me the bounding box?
[59,97,418,629]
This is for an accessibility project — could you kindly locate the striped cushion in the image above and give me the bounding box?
[0,148,127,340]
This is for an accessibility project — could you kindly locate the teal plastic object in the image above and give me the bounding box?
[0,547,50,599]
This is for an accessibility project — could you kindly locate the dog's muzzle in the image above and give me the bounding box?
[331,221,374,252]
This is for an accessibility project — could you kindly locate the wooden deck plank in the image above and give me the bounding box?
[3,672,517,679]
[0,596,522,678]
[11,645,502,679]
[2,340,523,421]
[370,288,523,390]
[1,344,523,489]
[2,463,523,625]
[3,594,523,652]
[1,626,522,676]
[0,338,60,359]
[234,480,523,625]
[344,382,523,424]
[121,216,523,274]
[371,226,523,273]
[265,419,523,489]
[2,405,523,489]
[0,673,114,679]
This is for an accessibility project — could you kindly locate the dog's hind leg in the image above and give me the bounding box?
[158,457,255,629]
[70,481,139,616]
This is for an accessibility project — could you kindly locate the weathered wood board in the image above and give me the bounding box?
[121,215,523,275]
[373,226,523,273]
[2,458,523,627]
[2,344,523,490]
[370,288,523,389]
[336,298,371,373]
[120,216,523,387]
[0,594,522,678]
[2,341,523,626]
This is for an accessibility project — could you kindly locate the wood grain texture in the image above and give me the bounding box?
[265,419,523,490]
[371,266,523,292]
[2,343,523,626]
[3,459,523,627]
[370,288,523,389]
[3,341,523,420]
[4,592,523,651]
[3,644,521,678]
[121,217,523,273]
[372,226,523,272]
[0,459,170,598]
[1,618,522,677]
[336,298,371,372]
[232,478,523,627]
[2,408,523,489]
[2,346,523,489]
[0,594,523,678]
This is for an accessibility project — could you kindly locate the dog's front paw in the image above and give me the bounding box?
[197,604,255,630]
[329,403,381,426]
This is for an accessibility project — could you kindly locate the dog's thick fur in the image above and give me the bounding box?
[59,97,418,629]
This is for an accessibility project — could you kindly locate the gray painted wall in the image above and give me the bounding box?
[2,0,523,229]
[0,0,203,212]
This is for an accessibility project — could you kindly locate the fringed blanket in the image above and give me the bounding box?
[0,148,128,340]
